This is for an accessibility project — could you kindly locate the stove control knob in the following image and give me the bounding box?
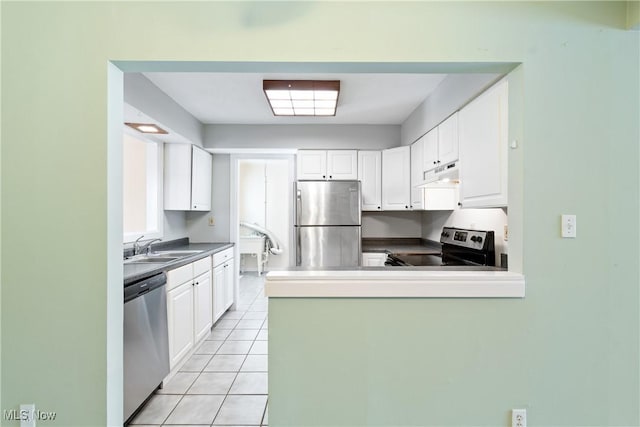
[476,236,483,244]
[470,236,477,242]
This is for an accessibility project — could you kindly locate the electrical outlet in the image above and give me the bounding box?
[561,214,576,238]
[504,224,509,241]
[208,216,215,226]
[512,409,526,427]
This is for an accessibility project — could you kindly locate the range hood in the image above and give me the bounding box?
[420,161,460,186]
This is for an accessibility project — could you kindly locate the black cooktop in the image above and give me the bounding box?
[391,253,443,266]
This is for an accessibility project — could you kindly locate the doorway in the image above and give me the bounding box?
[230,153,296,276]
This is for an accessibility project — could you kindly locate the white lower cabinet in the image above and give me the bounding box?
[166,282,194,369]
[362,252,387,266]
[212,248,235,324]
[166,257,213,370]
[193,270,213,343]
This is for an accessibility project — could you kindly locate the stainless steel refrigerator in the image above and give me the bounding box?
[295,180,361,267]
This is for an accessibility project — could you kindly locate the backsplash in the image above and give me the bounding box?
[362,211,423,238]
[421,208,508,265]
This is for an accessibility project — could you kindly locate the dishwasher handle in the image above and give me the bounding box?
[124,273,167,303]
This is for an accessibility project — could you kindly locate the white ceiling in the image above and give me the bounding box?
[142,72,448,125]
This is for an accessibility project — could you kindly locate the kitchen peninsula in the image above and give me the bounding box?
[264,267,525,426]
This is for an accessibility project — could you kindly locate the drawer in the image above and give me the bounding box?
[212,247,233,267]
[193,256,211,277]
[166,263,193,291]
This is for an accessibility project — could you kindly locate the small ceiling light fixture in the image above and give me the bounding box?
[125,122,168,134]
[263,80,340,116]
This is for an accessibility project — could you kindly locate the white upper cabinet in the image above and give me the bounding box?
[164,144,212,211]
[358,151,382,211]
[422,113,459,172]
[458,79,508,208]
[296,150,327,180]
[326,150,358,180]
[410,138,424,210]
[191,146,213,211]
[297,150,357,180]
[422,129,439,172]
[382,146,411,211]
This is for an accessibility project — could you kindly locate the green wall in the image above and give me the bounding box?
[1,2,637,426]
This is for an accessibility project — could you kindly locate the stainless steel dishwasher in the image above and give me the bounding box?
[124,273,170,423]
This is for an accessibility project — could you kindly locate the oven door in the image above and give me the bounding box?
[441,246,493,266]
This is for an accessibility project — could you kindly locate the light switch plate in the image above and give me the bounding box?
[561,214,576,238]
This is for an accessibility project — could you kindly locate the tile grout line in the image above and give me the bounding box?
[141,273,266,427]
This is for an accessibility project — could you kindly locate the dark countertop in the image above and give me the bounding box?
[124,240,234,286]
[362,238,442,255]
[269,265,504,272]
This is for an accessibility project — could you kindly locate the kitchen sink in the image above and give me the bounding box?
[124,256,180,264]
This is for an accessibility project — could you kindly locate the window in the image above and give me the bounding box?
[123,129,163,242]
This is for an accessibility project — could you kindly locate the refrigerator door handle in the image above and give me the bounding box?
[296,228,302,266]
[296,189,302,226]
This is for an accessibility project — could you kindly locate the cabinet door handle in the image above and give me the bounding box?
[433,161,437,165]
[322,175,326,179]
[377,206,381,210]
[329,175,332,179]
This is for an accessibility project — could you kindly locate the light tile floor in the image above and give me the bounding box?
[129,273,268,427]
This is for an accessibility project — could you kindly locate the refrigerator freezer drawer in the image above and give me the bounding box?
[296,226,361,267]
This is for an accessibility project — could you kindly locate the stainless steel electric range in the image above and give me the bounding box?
[385,227,496,267]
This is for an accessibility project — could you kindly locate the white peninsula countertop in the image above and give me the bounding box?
[265,268,525,298]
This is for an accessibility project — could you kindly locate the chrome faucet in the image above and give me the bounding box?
[133,236,162,255]
[133,235,145,255]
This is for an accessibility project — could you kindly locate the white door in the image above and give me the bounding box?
[382,146,411,210]
[193,270,212,343]
[326,150,358,180]
[265,160,291,269]
[296,150,327,180]
[191,146,212,211]
[167,282,194,369]
[357,151,382,211]
[437,113,459,165]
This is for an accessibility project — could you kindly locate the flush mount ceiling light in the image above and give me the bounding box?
[263,80,340,116]
[125,122,168,134]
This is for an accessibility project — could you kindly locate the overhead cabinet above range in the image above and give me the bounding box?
[297,150,358,180]
[164,144,212,211]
